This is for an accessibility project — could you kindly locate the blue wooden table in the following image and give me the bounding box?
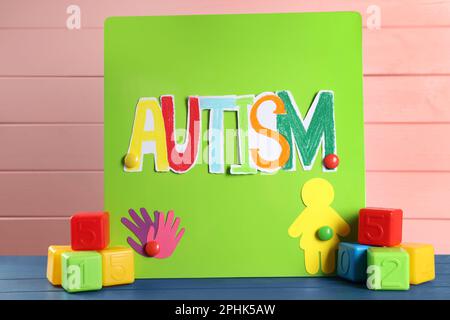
[0,256,449,300]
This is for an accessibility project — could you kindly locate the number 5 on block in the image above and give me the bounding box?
[99,247,135,286]
[71,212,110,250]
[358,208,402,247]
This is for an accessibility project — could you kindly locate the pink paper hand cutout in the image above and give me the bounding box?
[147,210,185,259]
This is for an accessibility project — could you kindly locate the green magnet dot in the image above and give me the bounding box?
[317,226,333,241]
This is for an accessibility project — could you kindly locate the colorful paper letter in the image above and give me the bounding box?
[250,94,290,173]
[199,96,238,173]
[124,98,169,172]
[277,90,337,171]
[161,96,201,173]
[230,96,257,175]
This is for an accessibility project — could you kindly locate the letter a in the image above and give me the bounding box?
[124,98,169,172]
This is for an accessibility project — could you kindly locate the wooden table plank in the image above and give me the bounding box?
[0,256,448,300]
[0,285,449,300]
[1,274,449,294]
[1,256,449,278]
[0,256,47,279]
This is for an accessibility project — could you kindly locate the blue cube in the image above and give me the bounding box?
[337,242,370,282]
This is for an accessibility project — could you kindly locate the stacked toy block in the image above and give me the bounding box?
[46,212,135,293]
[337,208,435,290]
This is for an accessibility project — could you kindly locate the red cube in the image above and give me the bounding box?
[71,212,109,250]
[358,208,402,246]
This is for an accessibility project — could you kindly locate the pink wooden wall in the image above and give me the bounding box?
[0,0,449,255]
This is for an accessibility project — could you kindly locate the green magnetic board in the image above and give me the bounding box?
[104,12,365,278]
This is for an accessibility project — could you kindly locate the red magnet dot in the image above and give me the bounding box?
[324,154,339,169]
[145,241,160,257]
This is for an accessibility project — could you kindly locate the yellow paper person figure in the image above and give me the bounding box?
[288,178,350,274]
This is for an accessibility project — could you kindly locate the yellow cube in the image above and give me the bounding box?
[99,247,134,286]
[47,245,72,285]
[399,243,435,285]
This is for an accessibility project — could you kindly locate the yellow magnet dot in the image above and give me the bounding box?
[124,153,139,169]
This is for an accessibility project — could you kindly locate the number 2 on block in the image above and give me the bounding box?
[381,258,401,288]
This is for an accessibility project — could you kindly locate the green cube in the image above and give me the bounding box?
[367,247,410,290]
[61,251,102,293]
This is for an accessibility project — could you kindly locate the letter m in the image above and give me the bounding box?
[276,90,336,171]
